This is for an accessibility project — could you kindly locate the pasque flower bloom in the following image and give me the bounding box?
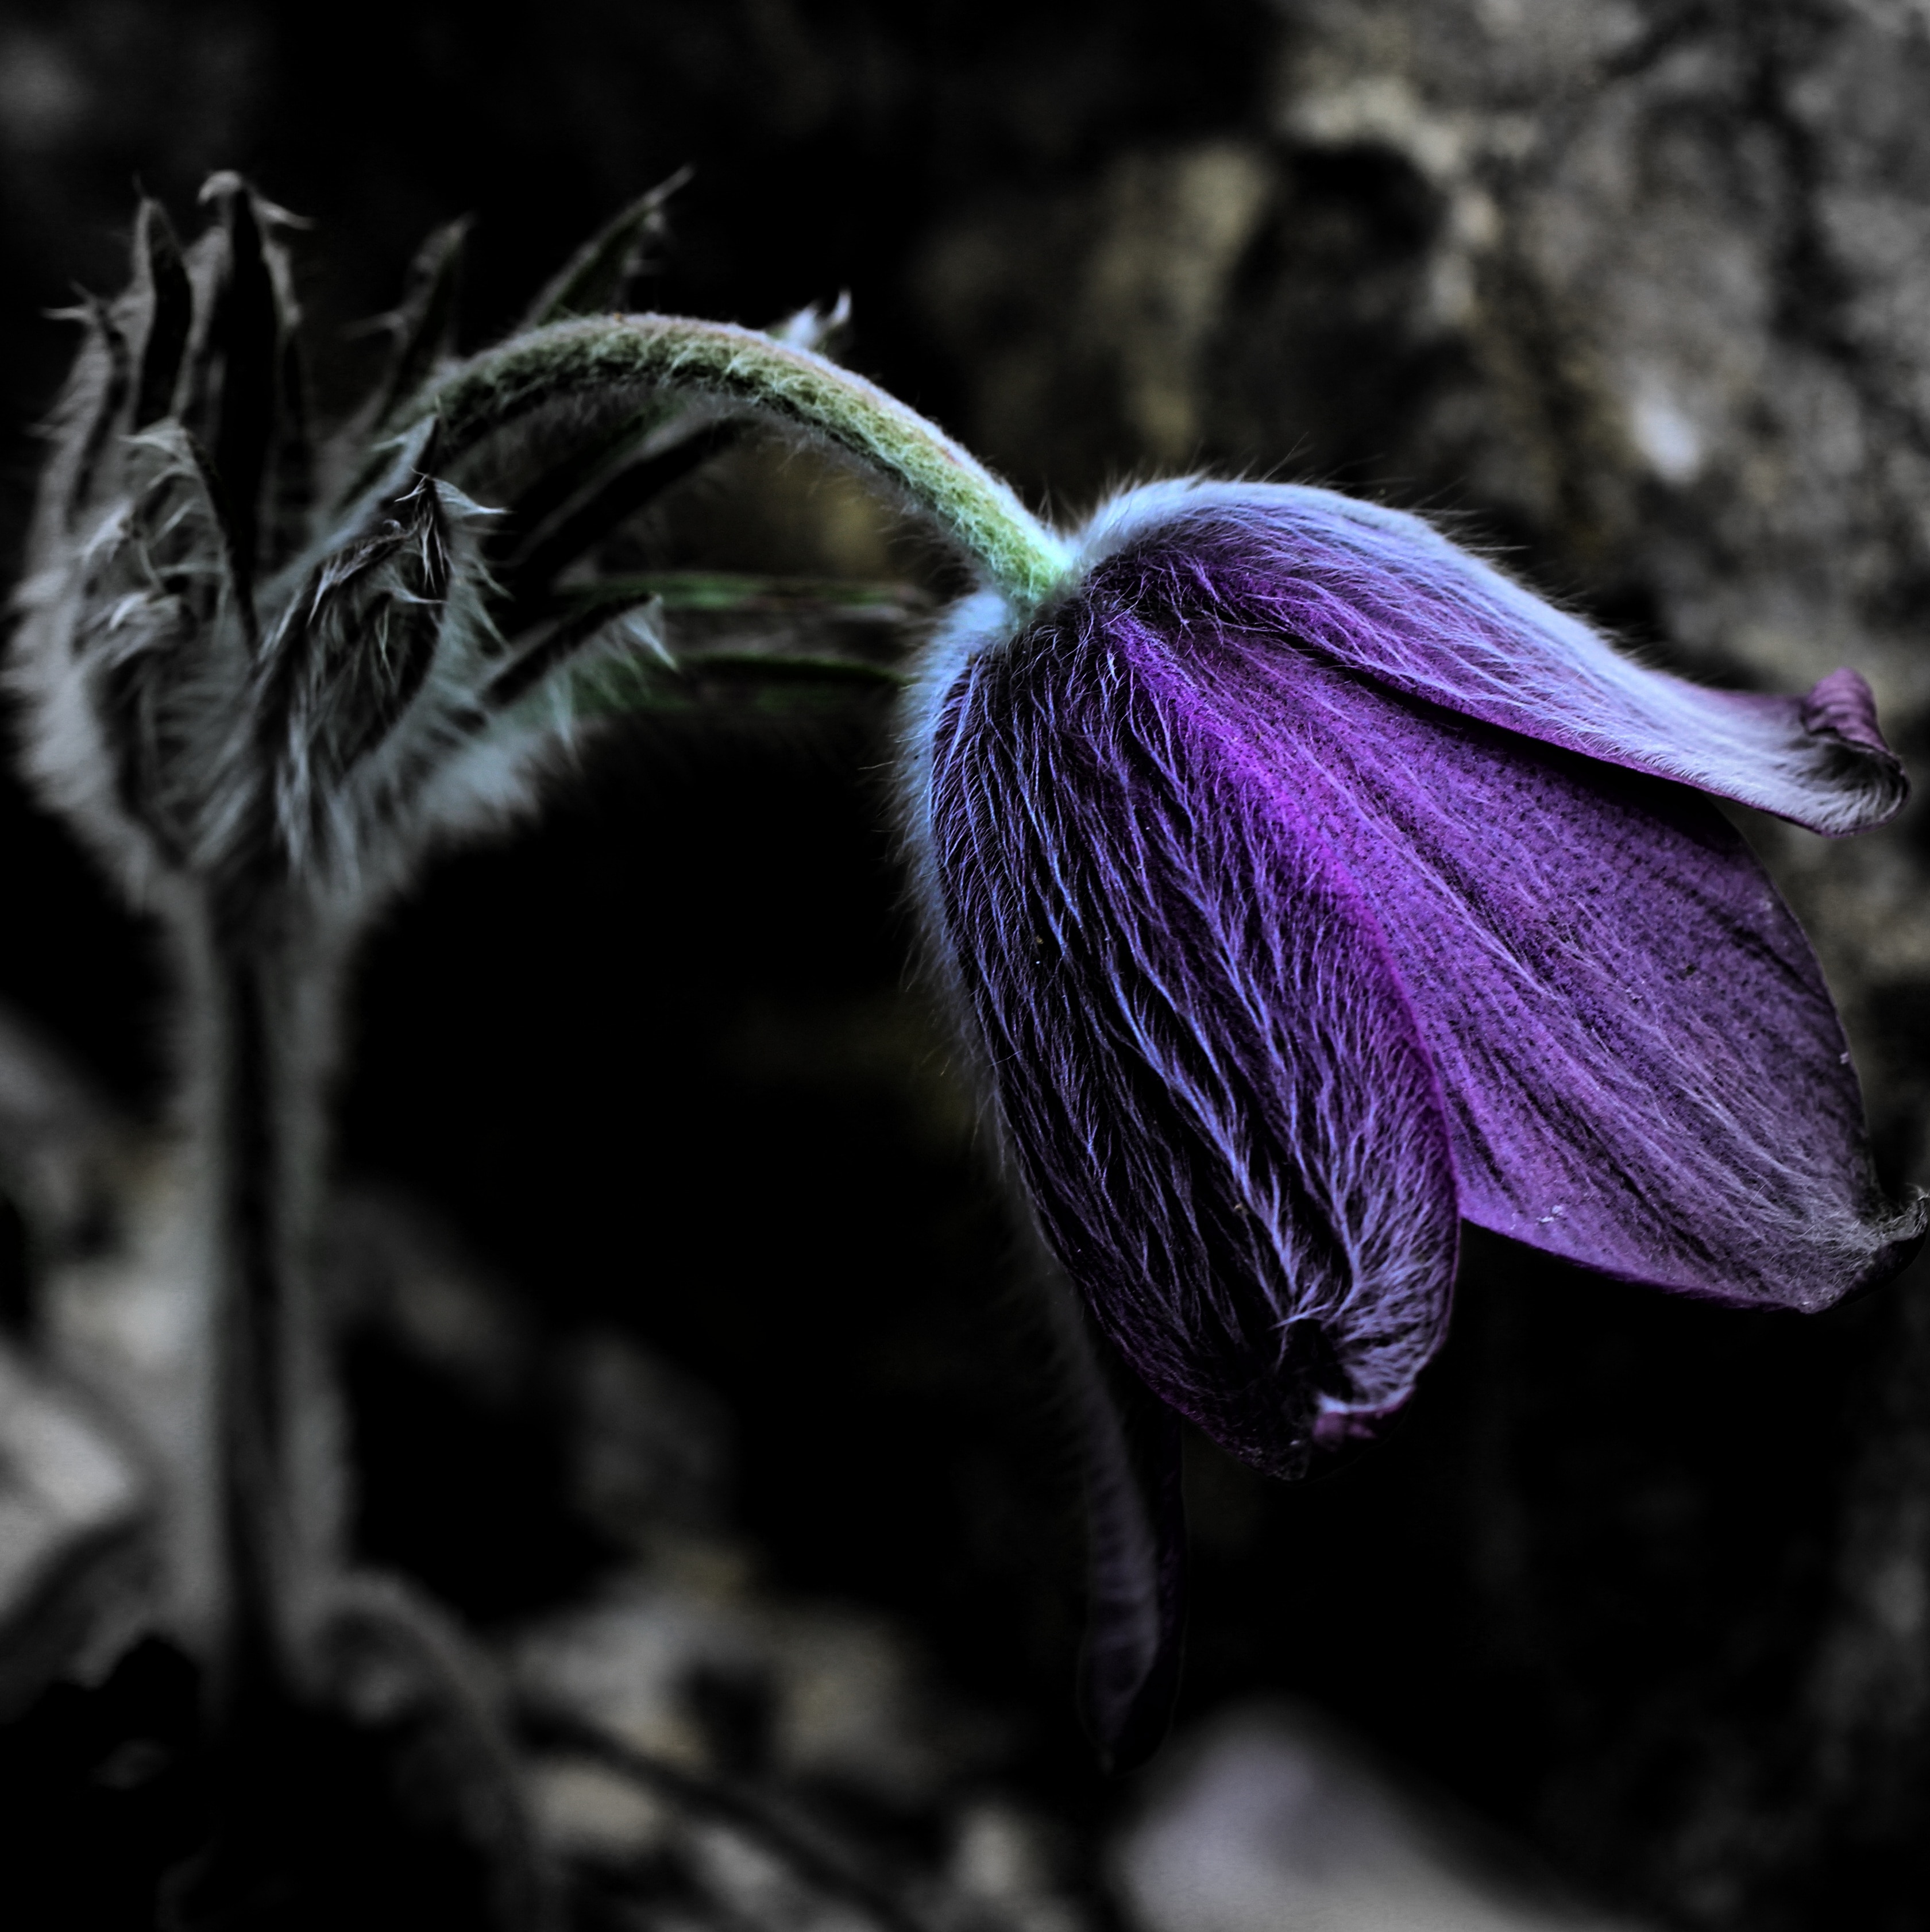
[906,480,1927,1485]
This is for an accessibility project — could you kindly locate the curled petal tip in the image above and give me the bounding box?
[1802,668,1889,752]
[1797,667,1909,831]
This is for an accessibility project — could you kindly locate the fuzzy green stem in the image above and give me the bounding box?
[412,315,1074,610]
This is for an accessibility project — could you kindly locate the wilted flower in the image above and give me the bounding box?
[905,480,1927,1485]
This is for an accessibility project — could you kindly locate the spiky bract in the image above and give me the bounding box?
[8,177,947,925]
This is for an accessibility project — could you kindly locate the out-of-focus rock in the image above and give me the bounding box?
[527,1751,679,1862]
[0,1002,128,1276]
[555,1328,735,1550]
[514,1568,1088,1932]
[41,1144,219,1659]
[0,1003,208,1678]
[0,1336,149,1718]
[327,1187,539,1410]
[510,1564,974,1800]
[1111,1702,1640,1932]
[940,1800,1086,1932]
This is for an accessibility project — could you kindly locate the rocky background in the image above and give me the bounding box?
[3,1,1930,1927]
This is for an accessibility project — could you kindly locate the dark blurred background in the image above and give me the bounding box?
[4,3,1930,1927]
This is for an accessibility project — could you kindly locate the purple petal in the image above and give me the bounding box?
[1066,530,1925,1309]
[1079,482,1907,837]
[919,599,1461,1476]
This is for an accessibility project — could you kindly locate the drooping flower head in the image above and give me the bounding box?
[905,480,1925,1489]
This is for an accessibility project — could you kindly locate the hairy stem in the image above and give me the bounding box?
[196,886,346,1707]
[410,315,1074,610]
[210,931,285,1697]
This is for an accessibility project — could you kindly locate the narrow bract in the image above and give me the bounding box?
[8,180,686,925]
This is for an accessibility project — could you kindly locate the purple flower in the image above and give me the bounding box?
[906,481,1927,1486]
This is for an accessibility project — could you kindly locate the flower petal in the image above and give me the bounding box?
[1078,482,1907,837]
[918,600,1462,1476]
[1067,534,1925,1308]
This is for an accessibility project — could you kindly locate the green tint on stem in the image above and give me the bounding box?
[412,315,1074,612]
